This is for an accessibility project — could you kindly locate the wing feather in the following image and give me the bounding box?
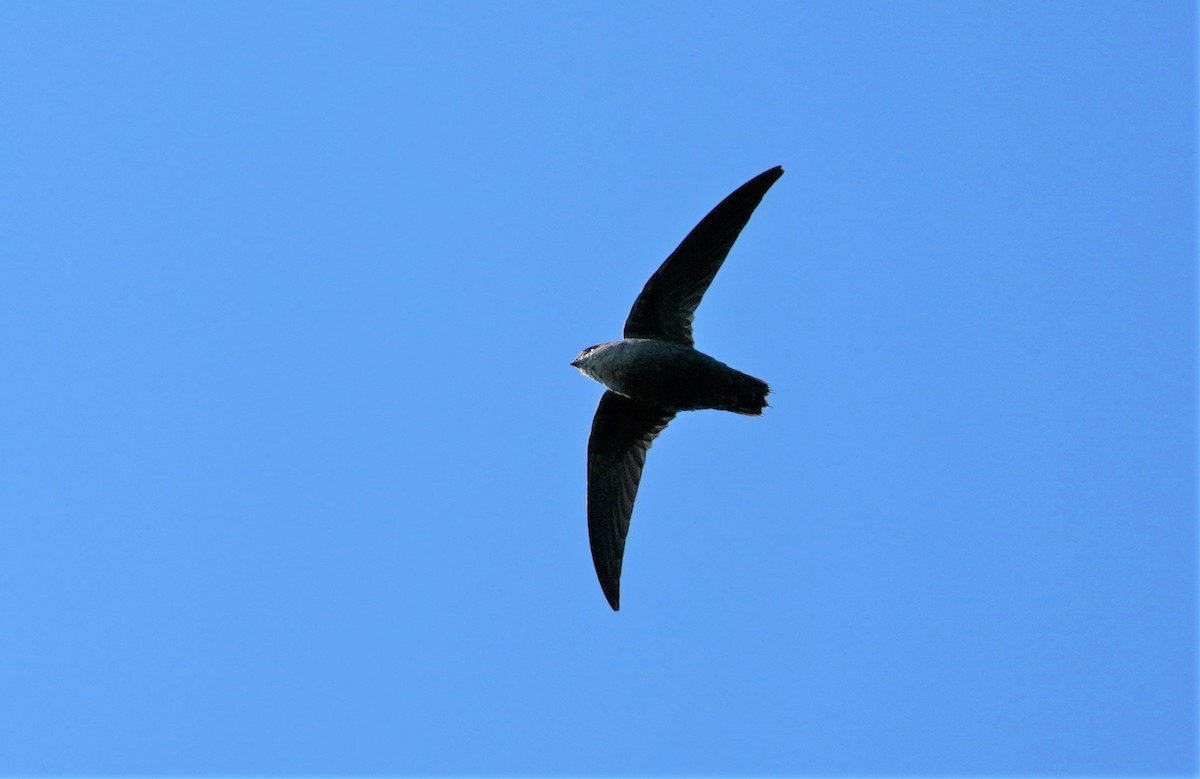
[586,391,675,610]
[623,166,783,346]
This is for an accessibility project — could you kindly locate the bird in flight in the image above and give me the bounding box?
[571,166,783,610]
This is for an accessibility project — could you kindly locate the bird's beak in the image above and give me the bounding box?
[570,358,581,368]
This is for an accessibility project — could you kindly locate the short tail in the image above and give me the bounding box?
[726,371,770,415]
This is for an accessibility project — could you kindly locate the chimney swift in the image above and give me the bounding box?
[571,166,783,610]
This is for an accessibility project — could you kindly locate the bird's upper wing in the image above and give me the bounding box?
[587,390,675,611]
[623,166,784,346]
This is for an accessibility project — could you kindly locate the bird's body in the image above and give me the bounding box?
[572,339,768,415]
[573,166,783,610]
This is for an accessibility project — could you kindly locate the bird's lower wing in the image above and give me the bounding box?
[587,391,675,611]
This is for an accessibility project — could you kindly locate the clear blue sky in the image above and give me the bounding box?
[0,2,1194,775]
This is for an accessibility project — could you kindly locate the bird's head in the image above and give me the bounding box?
[571,344,603,368]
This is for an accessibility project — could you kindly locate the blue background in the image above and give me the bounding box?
[0,2,1194,775]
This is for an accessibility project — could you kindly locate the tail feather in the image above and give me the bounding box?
[726,371,770,415]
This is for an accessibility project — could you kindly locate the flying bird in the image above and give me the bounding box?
[571,166,783,610]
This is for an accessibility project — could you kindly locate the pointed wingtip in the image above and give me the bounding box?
[603,582,621,611]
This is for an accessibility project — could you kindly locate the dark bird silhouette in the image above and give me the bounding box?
[571,166,783,610]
